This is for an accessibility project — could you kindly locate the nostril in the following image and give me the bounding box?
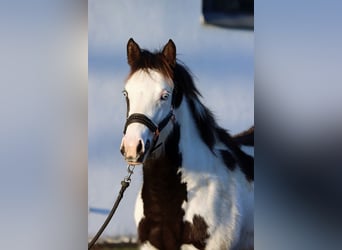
[137,140,143,155]
[120,145,125,156]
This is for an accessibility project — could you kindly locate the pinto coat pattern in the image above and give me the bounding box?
[120,39,254,250]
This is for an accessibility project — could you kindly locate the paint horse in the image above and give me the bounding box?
[120,38,254,250]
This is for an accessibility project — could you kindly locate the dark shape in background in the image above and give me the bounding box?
[202,0,254,29]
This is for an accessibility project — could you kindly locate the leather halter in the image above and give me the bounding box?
[123,110,174,141]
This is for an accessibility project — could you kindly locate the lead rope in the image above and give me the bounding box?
[88,165,136,249]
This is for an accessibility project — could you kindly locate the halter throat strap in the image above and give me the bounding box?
[123,110,174,139]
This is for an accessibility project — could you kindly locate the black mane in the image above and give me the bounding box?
[173,62,254,181]
[128,49,174,80]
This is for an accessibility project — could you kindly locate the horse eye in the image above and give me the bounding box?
[160,93,169,101]
[122,90,128,98]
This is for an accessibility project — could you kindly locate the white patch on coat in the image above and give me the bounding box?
[181,244,199,250]
[134,190,144,227]
[140,241,159,250]
[125,70,173,120]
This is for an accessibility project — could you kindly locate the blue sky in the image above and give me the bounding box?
[88,0,253,237]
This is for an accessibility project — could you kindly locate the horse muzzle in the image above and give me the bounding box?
[120,111,173,165]
[120,136,151,165]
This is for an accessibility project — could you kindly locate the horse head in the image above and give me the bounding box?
[120,38,176,165]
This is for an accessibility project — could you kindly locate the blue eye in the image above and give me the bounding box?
[161,93,169,101]
[160,94,169,101]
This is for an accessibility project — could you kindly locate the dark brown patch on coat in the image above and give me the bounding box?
[217,128,254,181]
[138,124,210,249]
[183,215,210,250]
[138,124,186,250]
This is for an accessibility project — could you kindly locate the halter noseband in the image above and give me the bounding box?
[123,110,174,141]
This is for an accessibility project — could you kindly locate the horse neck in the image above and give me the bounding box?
[173,96,217,173]
[140,96,207,194]
[141,96,218,195]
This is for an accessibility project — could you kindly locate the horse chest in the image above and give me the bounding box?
[137,159,210,250]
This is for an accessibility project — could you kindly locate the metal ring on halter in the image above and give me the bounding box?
[124,164,135,183]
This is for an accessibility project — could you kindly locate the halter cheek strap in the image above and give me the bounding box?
[123,110,174,141]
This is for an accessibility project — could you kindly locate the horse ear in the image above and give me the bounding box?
[127,38,141,67]
[162,39,176,67]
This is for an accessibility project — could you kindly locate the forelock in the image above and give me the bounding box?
[128,50,174,83]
